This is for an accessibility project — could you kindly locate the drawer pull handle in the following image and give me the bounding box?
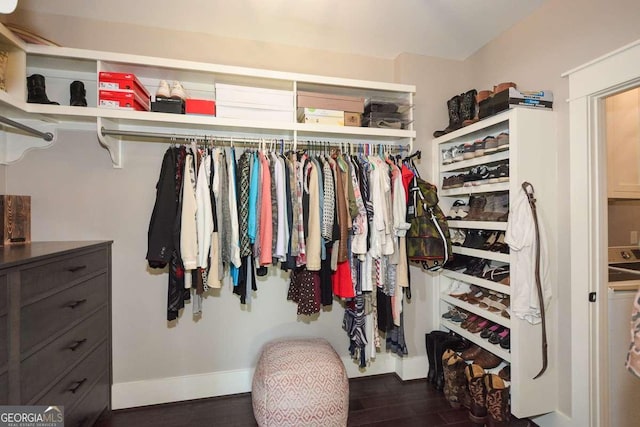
[66,299,87,309]
[67,378,88,394]
[67,338,87,351]
[67,265,87,273]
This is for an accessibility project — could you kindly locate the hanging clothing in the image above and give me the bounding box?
[505,187,551,324]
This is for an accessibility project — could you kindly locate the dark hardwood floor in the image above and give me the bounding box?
[95,374,537,427]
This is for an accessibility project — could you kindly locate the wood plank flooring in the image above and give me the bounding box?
[95,374,538,427]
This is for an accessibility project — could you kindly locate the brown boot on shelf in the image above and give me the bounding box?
[465,363,488,425]
[466,195,487,221]
[485,374,511,427]
[443,352,471,409]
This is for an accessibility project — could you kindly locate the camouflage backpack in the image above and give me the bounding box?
[406,175,451,271]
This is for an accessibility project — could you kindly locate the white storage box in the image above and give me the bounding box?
[216,101,293,122]
[215,83,294,110]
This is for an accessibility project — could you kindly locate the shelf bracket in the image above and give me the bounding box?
[0,117,56,164]
[97,117,123,168]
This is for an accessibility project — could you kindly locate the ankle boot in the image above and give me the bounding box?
[443,352,471,409]
[485,374,510,427]
[460,89,478,126]
[70,80,87,107]
[465,364,487,425]
[27,74,59,105]
[427,331,449,386]
[433,95,462,137]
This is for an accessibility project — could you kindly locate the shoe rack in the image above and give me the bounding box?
[0,22,415,167]
[432,107,558,419]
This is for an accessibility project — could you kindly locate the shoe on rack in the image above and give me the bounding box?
[496,162,509,182]
[170,81,187,100]
[498,364,511,381]
[489,327,510,346]
[460,344,483,361]
[463,142,476,160]
[156,80,171,99]
[465,364,488,425]
[447,199,469,220]
[473,138,485,157]
[466,195,487,221]
[451,144,465,162]
[460,89,478,127]
[27,74,59,105]
[442,147,453,164]
[70,80,87,106]
[480,323,501,339]
[496,132,510,151]
[473,348,503,369]
[483,136,498,154]
[485,374,511,426]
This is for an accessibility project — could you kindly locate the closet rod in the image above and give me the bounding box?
[99,127,409,151]
[0,116,54,141]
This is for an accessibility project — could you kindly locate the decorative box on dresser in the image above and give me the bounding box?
[0,241,112,427]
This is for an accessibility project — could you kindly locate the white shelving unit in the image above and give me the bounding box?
[0,24,415,167]
[432,108,558,419]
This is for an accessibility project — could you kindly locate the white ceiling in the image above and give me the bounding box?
[14,0,545,60]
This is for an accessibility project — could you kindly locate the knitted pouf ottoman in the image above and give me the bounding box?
[252,338,349,427]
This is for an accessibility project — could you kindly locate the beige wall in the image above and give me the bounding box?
[5,0,640,420]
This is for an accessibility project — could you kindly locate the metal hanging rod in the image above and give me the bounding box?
[0,115,54,141]
[99,127,409,152]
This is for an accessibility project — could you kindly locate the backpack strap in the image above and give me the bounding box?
[426,206,449,271]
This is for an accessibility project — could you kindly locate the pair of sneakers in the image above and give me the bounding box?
[156,80,187,100]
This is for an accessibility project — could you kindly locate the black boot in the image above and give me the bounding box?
[460,89,478,126]
[27,74,59,105]
[70,80,87,107]
[426,331,448,384]
[433,95,462,138]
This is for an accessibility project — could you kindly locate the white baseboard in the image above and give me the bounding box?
[113,354,418,409]
[112,368,255,409]
[533,411,573,427]
[395,355,428,380]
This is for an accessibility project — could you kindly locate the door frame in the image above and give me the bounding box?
[564,39,640,427]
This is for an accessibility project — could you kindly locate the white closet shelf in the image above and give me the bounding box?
[434,111,510,144]
[440,150,509,172]
[440,182,510,196]
[441,319,511,362]
[442,270,511,295]
[0,38,417,167]
[448,220,507,231]
[440,294,511,328]
[452,246,510,263]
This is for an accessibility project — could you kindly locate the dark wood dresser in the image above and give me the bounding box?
[0,241,112,427]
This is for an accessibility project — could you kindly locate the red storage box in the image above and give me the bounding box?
[99,89,149,111]
[185,99,216,115]
[99,71,151,99]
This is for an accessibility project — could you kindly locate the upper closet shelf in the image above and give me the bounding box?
[0,32,416,167]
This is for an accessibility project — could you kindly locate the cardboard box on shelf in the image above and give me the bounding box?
[216,101,292,122]
[185,99,216,115]
[344,112,362,127]
[215,83,294,110]
[480,88,553,119]
[297,91,364,113]
[99,89,149,111]
[98,71,151,99]
[151,97,185,114]
[299,114,344,126]
[0,195,30,246]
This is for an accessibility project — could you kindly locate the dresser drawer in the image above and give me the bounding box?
[64,372,110,427]
[0,314,6,368]
[21,307,108,404]
[21,274,108,354]
[0,275,6,314]
[0,371,7,404]
[20,248,108,302]
[35,342,108,411]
